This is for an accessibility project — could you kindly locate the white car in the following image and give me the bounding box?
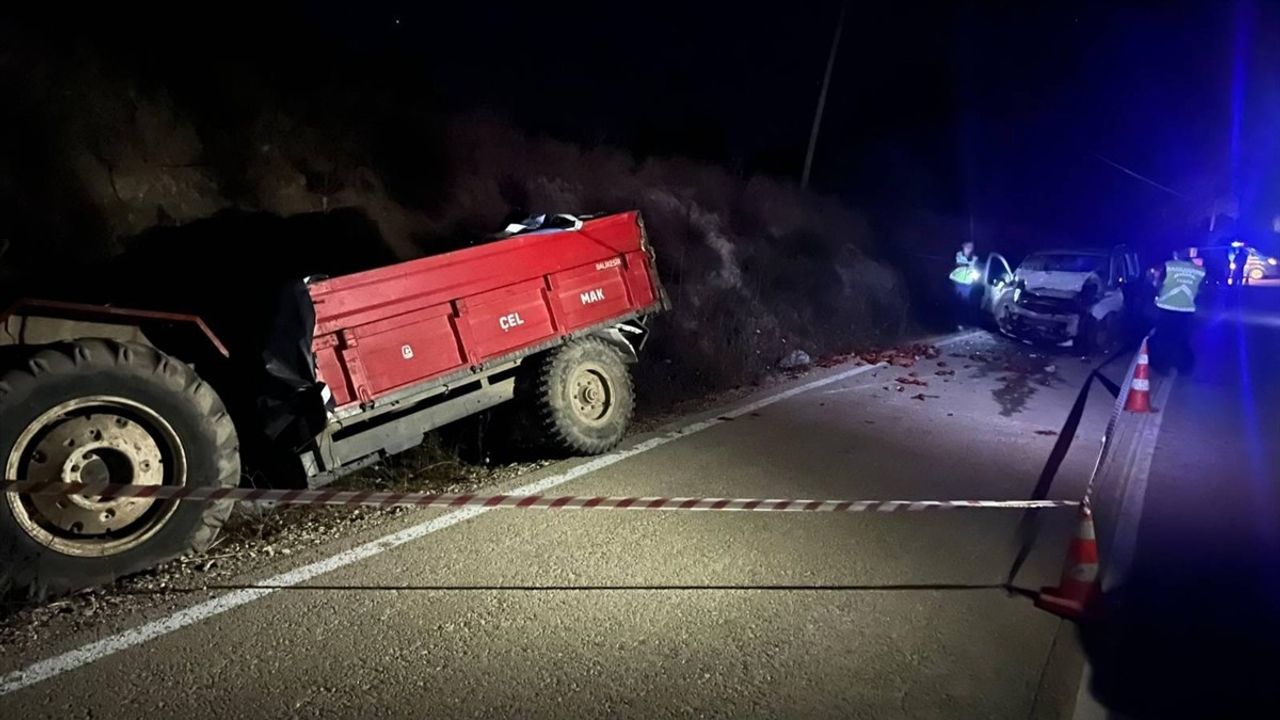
[1245,248,1280,281]
[992,247,1141,352]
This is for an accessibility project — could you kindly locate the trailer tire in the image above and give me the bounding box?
[533,337,634,454]
[0,340,239,597]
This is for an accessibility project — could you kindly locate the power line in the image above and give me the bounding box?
[1092,153,1188,198]
[801,2,846,190]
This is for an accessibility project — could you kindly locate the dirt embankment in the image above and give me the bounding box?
[0,30,911,407]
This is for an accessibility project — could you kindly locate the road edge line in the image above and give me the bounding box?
[1071,372,1175,720]
[1099,373,1174,592]
[0,330,983,696]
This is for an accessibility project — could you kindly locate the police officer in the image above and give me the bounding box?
[1152,251,1206,373]
[952,241,978,280]
[949,241,980,326]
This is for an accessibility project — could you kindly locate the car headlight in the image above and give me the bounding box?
[1270,257,1278,266]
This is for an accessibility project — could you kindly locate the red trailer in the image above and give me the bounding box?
[0,210,667,593]
[301,211,666,480]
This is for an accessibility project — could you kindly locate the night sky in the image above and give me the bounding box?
[313,1,1280,249]
[9,1,1280,252]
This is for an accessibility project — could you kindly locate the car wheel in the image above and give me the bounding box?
[1083,314,1121,355]
[995,301,1016,336]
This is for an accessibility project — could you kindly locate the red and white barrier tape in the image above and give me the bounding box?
[0,480,1076,512]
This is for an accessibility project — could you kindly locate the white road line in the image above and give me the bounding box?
[1100,374,1174,593]
[1071,663,1112,720]
[1072,372,1175,720]
[0,330,984,696]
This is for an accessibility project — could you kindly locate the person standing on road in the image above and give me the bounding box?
[949,241,981,326]
[951,241,978,282]
[1229,243,1248,288]
[1152,251,1206,373]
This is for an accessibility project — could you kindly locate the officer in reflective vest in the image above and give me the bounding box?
[949,241,981,327]
[1152,253,1205,373]
[950,241,979,284]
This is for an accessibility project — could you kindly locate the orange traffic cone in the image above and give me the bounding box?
[1035,504,1100,620]
[1123,338,1152,413]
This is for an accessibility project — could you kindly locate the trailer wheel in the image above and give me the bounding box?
[533,337,634,454]
[0,340,239,596]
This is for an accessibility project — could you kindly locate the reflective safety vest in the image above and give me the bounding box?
[950,252,978,283]
[1156,259,1205,313]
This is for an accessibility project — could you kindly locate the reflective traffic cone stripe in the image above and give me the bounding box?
[1123,339,1152,413]
[1036,505,1101,620]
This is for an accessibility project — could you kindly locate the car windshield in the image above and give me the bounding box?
[1020,253,1107,274]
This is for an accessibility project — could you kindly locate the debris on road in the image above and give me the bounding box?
[858,343,940,368]
[780,349,812,369]
[1044,364,1058,373]
[1034,429,1059,436]
[935,369,955,376]
[910,393,941,401]
[815,352,854,368]
[896,376,929,386]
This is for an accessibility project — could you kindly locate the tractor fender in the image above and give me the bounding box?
[0,298,229,359]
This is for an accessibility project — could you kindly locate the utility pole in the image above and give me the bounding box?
[801,2,846,190]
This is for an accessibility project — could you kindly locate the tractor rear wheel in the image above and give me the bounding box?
[0,340,239,596]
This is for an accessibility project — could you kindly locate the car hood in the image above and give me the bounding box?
[1017,270,1099,298]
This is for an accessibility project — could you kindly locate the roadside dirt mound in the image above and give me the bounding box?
[429,119,911,406]
[0,28,910,408]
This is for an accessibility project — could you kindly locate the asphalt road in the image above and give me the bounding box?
[1,329,1128,719]
[1081,282,1280,719]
